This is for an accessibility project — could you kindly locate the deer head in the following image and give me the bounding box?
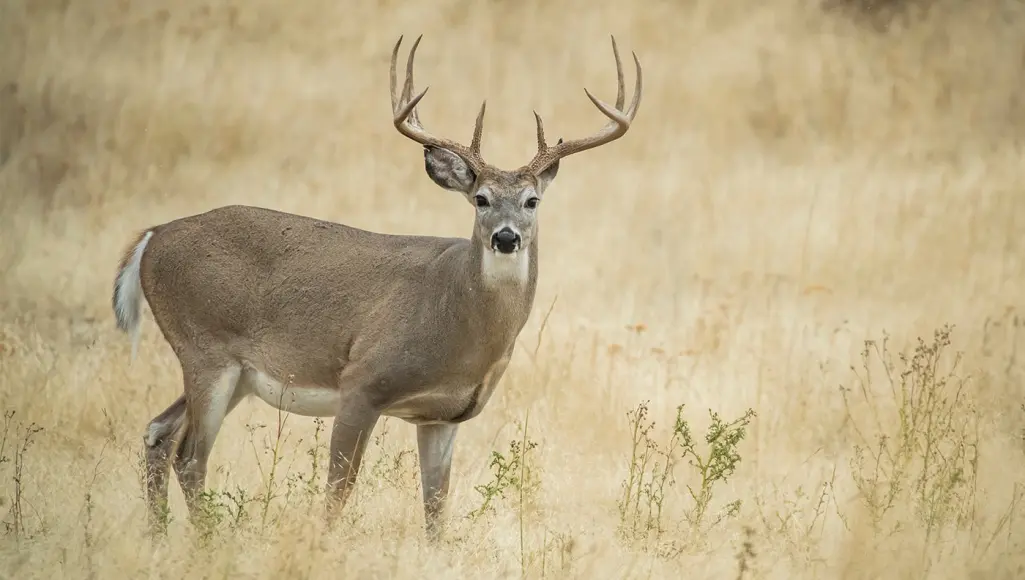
[390,35,643,260]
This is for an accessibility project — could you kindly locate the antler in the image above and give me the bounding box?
[526,36,643,174]
[391,35,489,174]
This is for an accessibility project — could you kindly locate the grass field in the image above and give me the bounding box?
[2,0,1024,577]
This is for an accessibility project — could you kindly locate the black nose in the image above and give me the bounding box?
[491,228,521,254]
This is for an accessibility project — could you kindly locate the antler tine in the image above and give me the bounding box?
[533,111,546,153]
[389,36,403,114]
[527,36,643,174]
[403,35,423,127]
[626,50,643,118]
[390,35,488,173]
[611,35,625,111]
[470,100,486,155]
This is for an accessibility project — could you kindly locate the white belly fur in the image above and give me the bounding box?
[242,368,340,417]
[239,355,511,421]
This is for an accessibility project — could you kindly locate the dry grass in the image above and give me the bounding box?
[2,0,1025,577]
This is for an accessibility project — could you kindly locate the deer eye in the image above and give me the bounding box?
[524,197,540,209]
[474,195,490,208]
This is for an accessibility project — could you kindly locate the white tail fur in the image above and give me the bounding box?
[113,230,153,362]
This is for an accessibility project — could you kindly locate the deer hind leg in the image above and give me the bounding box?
[144,395,188,534]
[171,361,245,524]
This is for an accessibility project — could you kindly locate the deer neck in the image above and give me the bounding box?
[459,230,538,331]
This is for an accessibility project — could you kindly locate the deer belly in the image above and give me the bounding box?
[243,369,340,417]
[383,383,488,425]
[387,357,511,424]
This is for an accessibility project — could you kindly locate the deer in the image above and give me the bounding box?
[112,34,642,540]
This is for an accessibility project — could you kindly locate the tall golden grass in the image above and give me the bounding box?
[1,0,1024,577]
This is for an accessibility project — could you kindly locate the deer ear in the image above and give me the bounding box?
[535,138,562,193]
[424,146,477,194]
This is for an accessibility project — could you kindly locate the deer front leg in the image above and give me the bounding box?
[417,422,459,541]
[325,389,380,524]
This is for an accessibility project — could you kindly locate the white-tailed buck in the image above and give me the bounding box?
[113,35,642,538]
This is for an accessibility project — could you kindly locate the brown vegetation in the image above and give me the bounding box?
[1,0,1024,577]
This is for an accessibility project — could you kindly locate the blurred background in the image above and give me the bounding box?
[1,0,1023,578]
